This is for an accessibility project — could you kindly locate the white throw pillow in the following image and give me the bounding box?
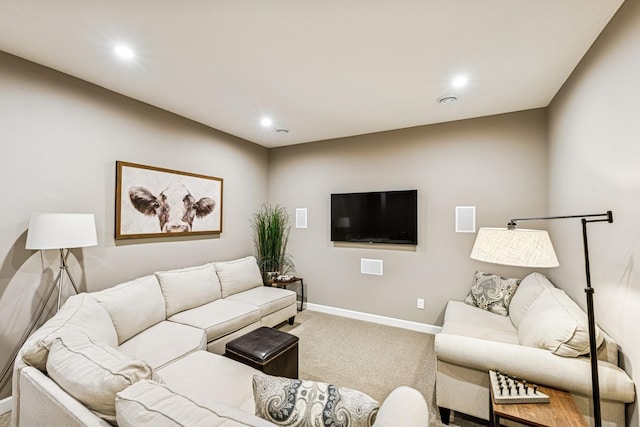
[215,256,264,298]
[46,333,160,424]
[155,263,221,317]
[518,287,603,357]
[92,275,166,344]
[21,294,118,371]
[508,272,555,328]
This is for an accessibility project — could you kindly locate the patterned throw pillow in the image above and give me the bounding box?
[464,271,520,316]
[252,374,380,427]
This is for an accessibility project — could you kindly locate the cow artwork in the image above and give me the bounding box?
[129,184,216,232]
[116,161,223,239]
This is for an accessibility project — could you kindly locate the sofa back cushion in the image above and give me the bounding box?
[597,328,619,365]
[92,275,166,344]
[21,293,118,371]
[46,333,160,424]
[518,287,603,357]
[215,256,264,298]
[509,272,555,328]
[155,263,221,317]
[116,380,275,427]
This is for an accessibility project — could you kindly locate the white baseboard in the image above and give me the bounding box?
[305,303,442,334]
[0,396,11,415]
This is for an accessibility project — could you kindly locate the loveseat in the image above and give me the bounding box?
[12,255,429,427]
[435,272,635,427]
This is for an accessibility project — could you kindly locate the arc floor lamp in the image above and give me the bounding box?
[0,213,97,390]
[470,210,613,427]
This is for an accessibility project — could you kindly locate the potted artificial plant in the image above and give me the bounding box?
[250,203,294,280]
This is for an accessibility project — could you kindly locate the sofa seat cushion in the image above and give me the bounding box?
[215,256,264,298]
[226,286,296,318]
[442,301,519,344]
[168,299,261,343]
[441,321,520,345]
[118,321,207,370]
[21,294,118,371]
[155,263,222,317]
[157,350,260,412]
[92,275,166,344]
[46,333,159,424]
[116,380,275,427]
[518,287,604,357]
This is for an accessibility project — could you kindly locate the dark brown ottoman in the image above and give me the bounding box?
[224,327,299,379]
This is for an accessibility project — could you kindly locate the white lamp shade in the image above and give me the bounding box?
[26,213,98,250]
[470,227,559,268]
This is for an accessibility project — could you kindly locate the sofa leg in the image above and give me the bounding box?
[438,407,451,425]
[288,316,295,325]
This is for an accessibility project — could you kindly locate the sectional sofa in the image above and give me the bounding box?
[11,255,430,426]
[435,272,636,427]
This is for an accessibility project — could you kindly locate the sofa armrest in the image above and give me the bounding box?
[17,366,112,427]
[374,386,429,427]
[435,333,635,403]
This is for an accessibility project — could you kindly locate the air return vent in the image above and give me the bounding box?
[361,258,383,276]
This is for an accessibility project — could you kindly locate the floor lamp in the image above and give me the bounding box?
[0,213,97,390]
[470,211,613,427]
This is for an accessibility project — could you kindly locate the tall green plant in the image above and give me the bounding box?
[250,204,294,278]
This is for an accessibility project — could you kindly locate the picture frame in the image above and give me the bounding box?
[115,161,223,239]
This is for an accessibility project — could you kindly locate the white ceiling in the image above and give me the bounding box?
[0,1,624,148]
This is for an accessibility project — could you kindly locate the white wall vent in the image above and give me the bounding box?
[361,258,383,276]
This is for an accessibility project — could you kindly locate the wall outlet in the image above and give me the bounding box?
[417,298,424,310]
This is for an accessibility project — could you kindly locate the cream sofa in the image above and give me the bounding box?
[435,272,636,427]
[12,255,429,427]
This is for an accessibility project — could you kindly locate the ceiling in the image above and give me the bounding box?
[0,1,624,148]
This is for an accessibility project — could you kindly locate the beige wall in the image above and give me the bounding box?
[0,52,269,398]
[269,109,548,325]
[548,0,640,423]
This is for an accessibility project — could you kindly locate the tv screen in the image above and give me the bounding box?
[331,190,418,245]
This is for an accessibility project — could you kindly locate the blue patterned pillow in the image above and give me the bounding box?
[252,374,379,427]
[464,271,520,316]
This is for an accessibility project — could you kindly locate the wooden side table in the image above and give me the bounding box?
[489,380,588,427]
[265,277,304,311]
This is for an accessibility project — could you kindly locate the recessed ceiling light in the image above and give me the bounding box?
[114,44,135,61]
[261,117,273,127]
[438,95,458,104]
[275,128,289,134]
[452,76,469,88]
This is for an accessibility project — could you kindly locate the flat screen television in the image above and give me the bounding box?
[331,190,418,245]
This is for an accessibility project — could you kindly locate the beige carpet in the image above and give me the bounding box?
[279,309,485,426]
[0,411,8,427]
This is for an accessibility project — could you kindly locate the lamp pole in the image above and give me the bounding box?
[508,211,612,427]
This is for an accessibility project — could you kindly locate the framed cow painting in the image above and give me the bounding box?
[115,161,223,239]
